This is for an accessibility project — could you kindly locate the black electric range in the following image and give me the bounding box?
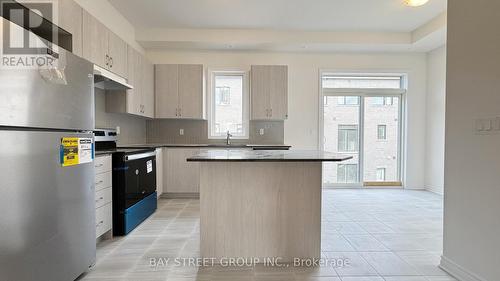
[94,129,157,235]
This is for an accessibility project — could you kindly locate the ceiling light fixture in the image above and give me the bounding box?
[404,0,429,7]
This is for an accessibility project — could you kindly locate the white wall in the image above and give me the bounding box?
[147,50,427,189]
[441,1,500,280]
[425,46,446,194]
[74,0,144,53]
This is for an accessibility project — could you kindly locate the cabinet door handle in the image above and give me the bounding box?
[179,108,181,117]
[270,108,272,117]
[95,163,103,168]
[110,57,113,68]
[95,180,103,185]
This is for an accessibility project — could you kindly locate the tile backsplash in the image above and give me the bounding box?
[95,87,284,145]
[146,119,284,144]
[95,88,148,145]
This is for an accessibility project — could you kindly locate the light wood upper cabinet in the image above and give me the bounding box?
[155,64,179,118]
[142,58,155,118]
[106,48,154,118]
[107,31,127,78]
[57,0,83,57]
[82,10,108,68]
[269,65,288,120]
[250,65,271,120]
[82,11,127,78]
[164,149,200,194]
[178,64,204,119]
[125,47,142,115]
[250,65,288,120]
[155,64,204,119]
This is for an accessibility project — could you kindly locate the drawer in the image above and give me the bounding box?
[95,171,112,192]
[95,187,112,209]
[96,203,112,238]
[94,155,112,174]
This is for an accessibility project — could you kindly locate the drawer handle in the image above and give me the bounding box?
[95,197,104,202]
[95,163,104,168]
[95,180,104,185]
[96,220,104,227]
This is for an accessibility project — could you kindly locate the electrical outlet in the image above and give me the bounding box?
[259,128,265,136]
[116,126,120,134]
[179,129,184,136]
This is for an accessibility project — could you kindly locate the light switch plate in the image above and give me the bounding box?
[179,129,184,136]
[116,126,121,134]
[259,128,265,135]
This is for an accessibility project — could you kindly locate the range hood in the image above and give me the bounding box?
[93,65,133,90]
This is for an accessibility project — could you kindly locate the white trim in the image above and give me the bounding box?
[207,68,250,140]
[323,88,406,95]
[318,70,407,188]
[440,255,486,281]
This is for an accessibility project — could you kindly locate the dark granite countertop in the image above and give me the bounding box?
[186,150,353,162]
[95,147,155,156]
[117,143,291,149]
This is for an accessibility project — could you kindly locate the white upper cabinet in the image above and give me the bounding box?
[250,65,288,120]
[82,11,127,78]
[155,64,204,119]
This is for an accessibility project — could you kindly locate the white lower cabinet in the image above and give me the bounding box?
[163,148,200,197]
[94,155,113,240]
[95,203,112,238]
[156,148,164,198]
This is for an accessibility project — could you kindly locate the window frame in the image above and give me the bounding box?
[207,68,250,139]
[376,168,386,182]
[377,124,387,140]
[215,86,231,106]
[337,164,359,183]
[338,124,359,152]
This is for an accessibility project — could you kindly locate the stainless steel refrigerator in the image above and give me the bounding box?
[0,48,96,280]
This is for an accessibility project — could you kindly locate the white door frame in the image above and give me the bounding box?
[318,71,407,188]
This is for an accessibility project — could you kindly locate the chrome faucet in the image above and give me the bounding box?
[226,131,232,145]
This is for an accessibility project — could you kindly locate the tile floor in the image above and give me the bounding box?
[80,189,456,281]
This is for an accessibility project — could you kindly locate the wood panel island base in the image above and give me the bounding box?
[187,150,352,263]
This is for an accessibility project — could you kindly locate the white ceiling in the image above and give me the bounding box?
[108,0,447,52]
[108,0,446,32]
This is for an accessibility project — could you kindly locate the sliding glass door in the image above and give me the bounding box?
[323,96,361,186]
[321,75,404,188]
[362,96,401,186]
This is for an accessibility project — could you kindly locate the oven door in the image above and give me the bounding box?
[124,151,157,209]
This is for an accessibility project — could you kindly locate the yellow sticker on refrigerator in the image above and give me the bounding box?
[61,137,94,167]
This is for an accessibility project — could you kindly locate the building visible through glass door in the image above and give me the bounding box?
[363,96,401,186]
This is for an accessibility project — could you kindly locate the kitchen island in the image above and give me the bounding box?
[187,150,352,263]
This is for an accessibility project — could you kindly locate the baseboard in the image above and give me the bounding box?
[440,255,486,281]
[161,192,200,199]
[426,186,444,195]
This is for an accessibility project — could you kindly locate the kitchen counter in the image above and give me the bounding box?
[117,143,291,149]
[197,150,352,263]
[187,149,352,162]
[95,147,155,156]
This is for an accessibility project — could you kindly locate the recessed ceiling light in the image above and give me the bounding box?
[404,0,429,7]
